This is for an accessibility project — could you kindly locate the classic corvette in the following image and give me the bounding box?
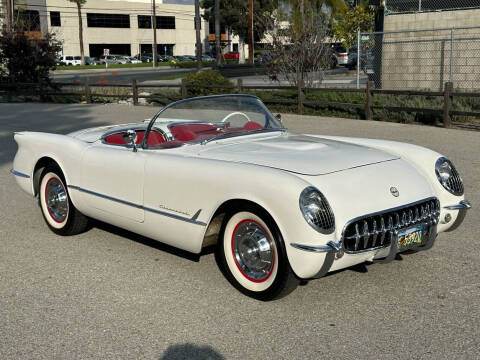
[12,94,471,300]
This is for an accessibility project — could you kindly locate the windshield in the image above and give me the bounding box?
[146,95,283,148]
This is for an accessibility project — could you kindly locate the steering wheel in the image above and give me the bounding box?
[221,111,251,123]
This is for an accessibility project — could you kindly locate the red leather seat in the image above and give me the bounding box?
[104,130,165,146]
[170,127,198,141]
[243,121,264,131]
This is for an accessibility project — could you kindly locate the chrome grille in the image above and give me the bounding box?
[343,198,440,253]
[445,166,464,196]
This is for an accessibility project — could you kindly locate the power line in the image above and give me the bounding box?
[15,3,198,16]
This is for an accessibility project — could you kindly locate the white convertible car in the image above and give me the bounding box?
[12,95,471,300]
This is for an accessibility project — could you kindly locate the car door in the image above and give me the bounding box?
[81,143,145,222]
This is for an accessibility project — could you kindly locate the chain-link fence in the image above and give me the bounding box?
[386,0,480,14]
[356,26,480,90]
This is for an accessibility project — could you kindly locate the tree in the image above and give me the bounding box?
[263,1,332,88]
[68,0,87,65]
[201,0,278,63]
[333,4,374,49]
[0,30,61,83]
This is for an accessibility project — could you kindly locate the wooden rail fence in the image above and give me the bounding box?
[1,79,479,128]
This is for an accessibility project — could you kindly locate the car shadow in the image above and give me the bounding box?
[92,220,215,263]
[159,343,225,360]
[0,103,111,167]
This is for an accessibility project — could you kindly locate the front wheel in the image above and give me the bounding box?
[217,208,298,300]
[39,167,89,236]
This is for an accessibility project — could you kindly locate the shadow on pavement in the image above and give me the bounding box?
[159,343,225,360]
[0,103,113,167]
[93,219,216,263]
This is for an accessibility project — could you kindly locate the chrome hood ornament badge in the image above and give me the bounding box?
[390,187,400,197]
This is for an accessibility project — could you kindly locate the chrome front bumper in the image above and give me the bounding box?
[290,200,471,279]
[444,200,472,232]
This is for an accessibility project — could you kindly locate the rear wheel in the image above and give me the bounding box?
[217,207,298,300]
[39,167,89,236]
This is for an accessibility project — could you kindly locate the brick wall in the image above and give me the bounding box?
[381,9,480,90]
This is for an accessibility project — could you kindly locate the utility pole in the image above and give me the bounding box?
[248,0,253,64]
[152,0,158,67]
[6,0,13,31]
[195,0,202,71]
[215,0,221,66]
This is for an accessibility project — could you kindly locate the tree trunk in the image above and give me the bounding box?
[239,38,246,64]
[215,0,221,66]
[195,0,202,71]
[77,4,85,65]
[248,0,254,64]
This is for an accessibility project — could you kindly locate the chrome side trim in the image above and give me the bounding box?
[67,185,207,226]
[290,241,341,253]
[10,169,30,178]
[444,200,472,210]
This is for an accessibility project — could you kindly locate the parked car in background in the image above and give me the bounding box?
[347,47,375,73]
[136,54,153,63]
[333,44,348,66]
[84,56,96,65]
[59,56,81,66]
[98,55,120,65]
[127,56,142,64]
[223,51,239,60]
[202,55,215,62]
[113,55,131,64]
[55,57,66,66]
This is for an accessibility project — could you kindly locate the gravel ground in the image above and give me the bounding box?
[0,103,478,360]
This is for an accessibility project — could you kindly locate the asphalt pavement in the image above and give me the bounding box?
[0,103,478,360]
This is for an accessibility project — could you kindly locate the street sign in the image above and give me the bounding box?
[103,49,110,56]
[361,35,370,41]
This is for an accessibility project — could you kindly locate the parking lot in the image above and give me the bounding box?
[0,103,478,360]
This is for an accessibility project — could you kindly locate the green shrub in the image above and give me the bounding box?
[183,70,234,97]
[169,60,214,68]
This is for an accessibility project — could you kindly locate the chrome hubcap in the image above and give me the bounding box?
[232,221,274,281]
[45,178,68,222]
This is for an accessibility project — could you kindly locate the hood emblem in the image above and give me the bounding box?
[390,187,400,197]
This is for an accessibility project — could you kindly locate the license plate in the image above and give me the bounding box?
[397,225,425,250]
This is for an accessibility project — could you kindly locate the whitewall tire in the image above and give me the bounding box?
[39,166,89,236]
[217,206,298,300]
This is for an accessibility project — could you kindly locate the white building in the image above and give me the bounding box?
[9,0,212,57]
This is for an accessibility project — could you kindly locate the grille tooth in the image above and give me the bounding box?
[343,199,440,253]
[372,219,378,247]
[363,220,369,249]
[354,223,361,251]
[379,217,386,245]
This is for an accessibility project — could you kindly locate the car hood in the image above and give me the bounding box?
[195,133,400,176]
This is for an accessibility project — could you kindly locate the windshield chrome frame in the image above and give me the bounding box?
[141,94,284,149]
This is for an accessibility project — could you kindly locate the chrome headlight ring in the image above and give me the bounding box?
[435,157,464,196]
[299,187,335,234]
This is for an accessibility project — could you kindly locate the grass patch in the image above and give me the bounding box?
[55,62,170,71]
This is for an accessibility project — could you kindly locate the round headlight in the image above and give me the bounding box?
[299,187,335,234]
[435,157,464,196]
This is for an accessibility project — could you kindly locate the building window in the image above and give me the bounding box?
[138,15,152,29]
[138,15,176,29]
[50,12,61,27]
[157,16,175,29]
[14,10,40,31]
[87,13,130,28]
